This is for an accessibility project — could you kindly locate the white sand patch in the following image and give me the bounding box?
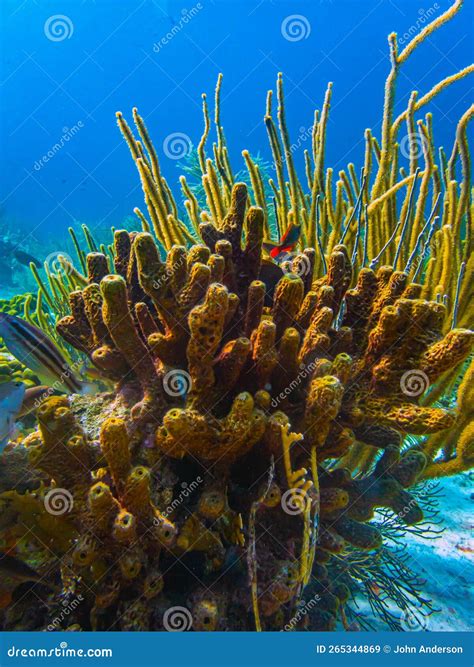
[348,471,473,631]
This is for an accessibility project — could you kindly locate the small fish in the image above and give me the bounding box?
[259,258,284,305]
[0,551,44,584]
[13,249,41,268]
[0,381,25,449]
[82,364,106,382]
[222,545,244,573]
[0,313,89,395]
[262,223,302,260]
[368,580,382,596]
[0,551,58,591]
[18,385,50,417]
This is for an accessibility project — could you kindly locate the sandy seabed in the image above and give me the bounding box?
[353,471,473,631]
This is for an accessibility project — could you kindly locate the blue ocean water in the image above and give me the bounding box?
[0,0,472,263]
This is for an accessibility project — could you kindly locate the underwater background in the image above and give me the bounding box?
[0,0,472,636]
[0,0,472,281]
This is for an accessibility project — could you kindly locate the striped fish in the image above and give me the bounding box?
[18,385,50,417]
[0,551,59,591]
[0,313,85,394]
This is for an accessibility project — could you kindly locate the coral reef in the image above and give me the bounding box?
[1,0,472,632]
[2,205,471,630]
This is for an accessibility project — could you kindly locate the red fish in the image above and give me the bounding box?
[262,223,301,260]
[368,581,382,596]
